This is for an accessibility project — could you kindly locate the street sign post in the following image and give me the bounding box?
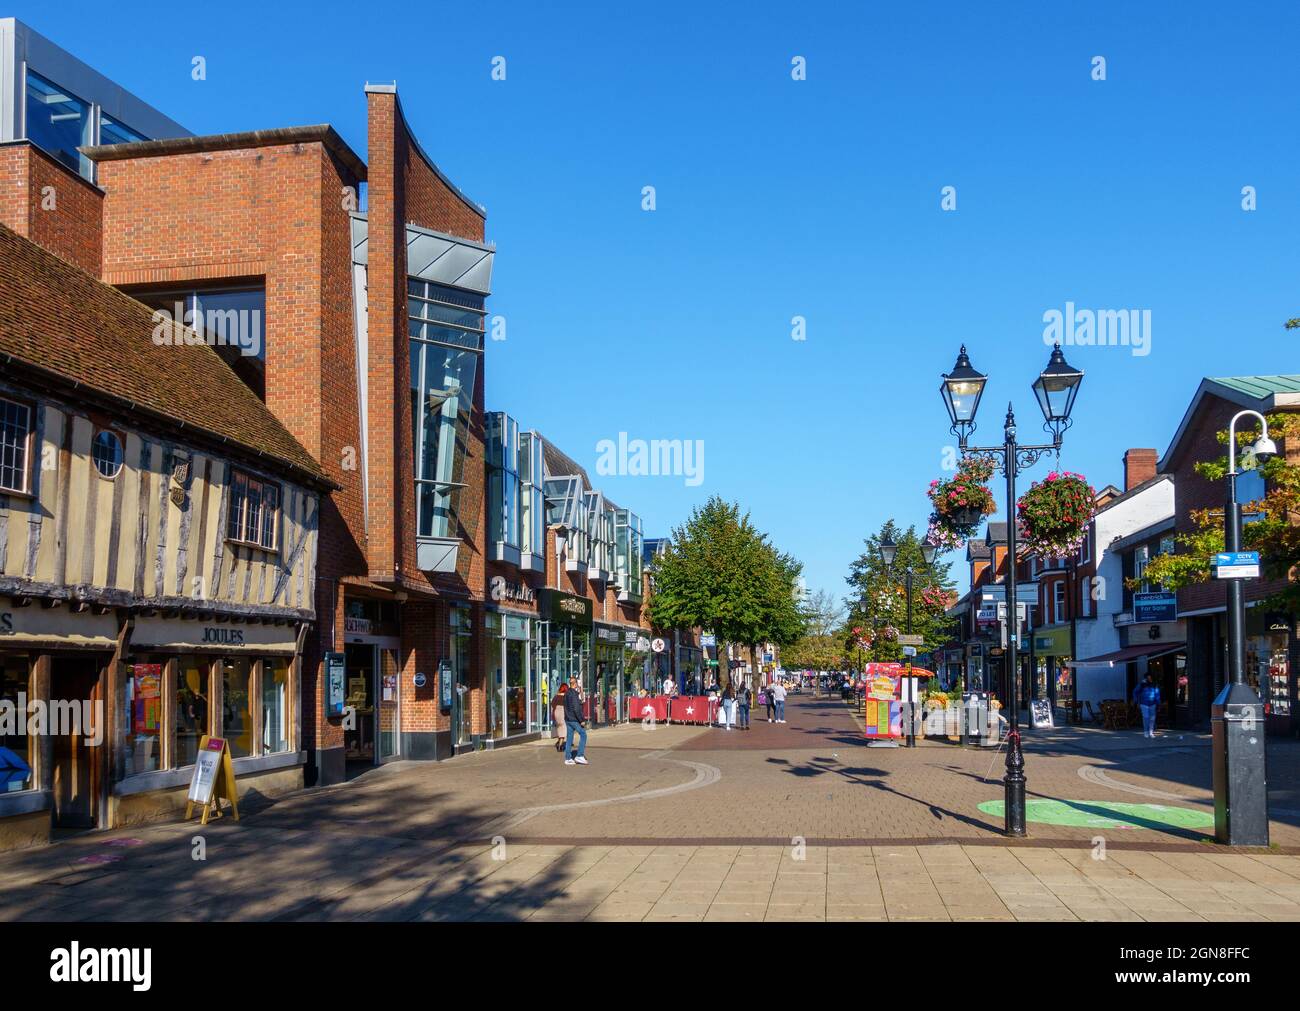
[1212,551,1261,580]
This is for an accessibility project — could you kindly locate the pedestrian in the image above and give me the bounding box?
[738,685,751,730]
[552,682,568,753]
[721,682,735,730]
[1133,673,1161,739]
[564,674,589,765]
[773,680,787,723]
[766,683,777,722]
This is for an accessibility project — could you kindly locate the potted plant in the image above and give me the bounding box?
[1017,470,1096,558]
[928,457,997,539]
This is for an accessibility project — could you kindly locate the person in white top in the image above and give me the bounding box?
[662,676,676,697]
[772,681,787,723]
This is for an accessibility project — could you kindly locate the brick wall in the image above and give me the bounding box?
[0,143,102,275]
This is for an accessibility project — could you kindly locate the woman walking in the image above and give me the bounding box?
[552,682,568,753]
[738,685,751,730]
[721,683,735,730]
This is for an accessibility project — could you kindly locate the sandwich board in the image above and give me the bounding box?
[185,736,240,826]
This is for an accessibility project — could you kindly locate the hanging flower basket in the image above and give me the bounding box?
[927,457,996,538]
[1017,470,1096,558]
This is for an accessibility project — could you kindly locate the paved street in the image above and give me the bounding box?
[2,692,1298,922]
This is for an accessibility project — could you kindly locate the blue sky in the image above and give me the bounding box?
[18,0,1300,603]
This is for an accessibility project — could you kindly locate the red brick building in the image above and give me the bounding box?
[1159,377,1300,735]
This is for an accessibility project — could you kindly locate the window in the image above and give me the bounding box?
[1134,544,1151,594]
[92,430,124,479]
[0,657,33,792]
[98,113,147,147]
[0,397,32,494]
[486,412,520,553]
[545,475,589,563]
[411,342,479,539]
[134,287,267,399]
[227,469,280,550]
[174,656,211,768]
[121,658,163,776]
[1078,532,1090,565]
[262,659,290,755]
[1053,581,1066,624]
[408,281,486,350]
[1079,578,1091,618]
[24,71,92,177]
[519,432,544,560]
[615,509,644,599]
[221,658,253,759]
[585,492,613,574]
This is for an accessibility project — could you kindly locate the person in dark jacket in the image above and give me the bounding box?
[563,675,589,765]
[738,686,752,730]
[1133,673,1162,738]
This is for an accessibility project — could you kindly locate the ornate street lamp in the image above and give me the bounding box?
[939,342,1083,837]
[1212,410,1276,845]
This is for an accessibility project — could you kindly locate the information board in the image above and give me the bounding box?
[1029,699,1055,729]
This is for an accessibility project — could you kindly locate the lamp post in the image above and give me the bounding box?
[880,535,937,746]
[1211,410,1275,845]
[940,343,1083,837]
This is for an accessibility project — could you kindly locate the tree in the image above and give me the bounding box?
[1138,412,1300,609]
[843,519,958,665]
[648,497,806,687]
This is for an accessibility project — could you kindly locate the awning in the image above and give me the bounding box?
[1067,643,1186,669]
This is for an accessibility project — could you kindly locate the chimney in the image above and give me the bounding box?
[1123,448,1158,490]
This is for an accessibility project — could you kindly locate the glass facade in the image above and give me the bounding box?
[451,607,474,746]
[25,71,92,176]
[121,658,164,776]
[585,493,614,576]
[487,413,520,554]
[519,433,545,562]
[411,342,479,539]
[615,509,644,600]
[545,475,589,563]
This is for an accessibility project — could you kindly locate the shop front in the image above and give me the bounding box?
[1247,608,1294,736]
[536,589,592,729]
[340,597,402,767]
[486,610,533,741]
[623,630,653,698]
[677,644,703,693]
[594,624,626,724]
[1031,626,1072,709]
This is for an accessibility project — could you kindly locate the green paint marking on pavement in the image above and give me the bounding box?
[977,799,1215,831]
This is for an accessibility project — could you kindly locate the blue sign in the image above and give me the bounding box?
[324,652,346,718]
[1133,591,1177,623]
[700,634,716,647]
[1215,551,1260,566]
[1213,551,1261,579]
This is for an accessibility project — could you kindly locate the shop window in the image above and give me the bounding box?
[227,469,280,551]
[174,656,211,768]
[221,658,253,759]
[0,656,34,792]
[122,658,164,776]
[262,659,291,754]
[92,430,124,479]
[0,396,33,494]
[24,70,92,177]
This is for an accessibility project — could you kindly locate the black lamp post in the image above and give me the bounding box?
[1211,410,1275,845]
[940,343,1083,837]
[879,535,938,747]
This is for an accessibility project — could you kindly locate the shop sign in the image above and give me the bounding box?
[132,615,297,653]
[0,602,118,647]
[1030,699,1054,728]
[185,736,239,826]
[538,589,592,627]
[413,672,427,689]
[595,625,624,644]
[976,607,997,626]
[344,616,372,635]
[1033,626,1071,656]
[490,575,536,605]
[651,637,666,653]
[1133,591,1177,623]
[700,633,716,647]
[504,615,531,641]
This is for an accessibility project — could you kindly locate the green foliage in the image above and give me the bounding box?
[647,496,807,657]
[843,519,958,663]
[1137,413,1300,610]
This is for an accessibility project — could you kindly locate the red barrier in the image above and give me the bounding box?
[669,696,713,724]
[627,697,669,723]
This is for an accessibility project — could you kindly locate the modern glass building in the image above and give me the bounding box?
[1,18,190,179]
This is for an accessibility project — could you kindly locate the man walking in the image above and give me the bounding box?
[564,674,590,765]
[772,680,787,723]
[1133,673,1161,739]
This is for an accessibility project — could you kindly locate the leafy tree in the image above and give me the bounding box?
[1137,413,1300,609]
[648,497,806,687]
[843,519,958,664]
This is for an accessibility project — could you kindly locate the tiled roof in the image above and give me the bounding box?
[0,224,329,486]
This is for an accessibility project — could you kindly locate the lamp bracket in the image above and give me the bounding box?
[960,441,1059,477]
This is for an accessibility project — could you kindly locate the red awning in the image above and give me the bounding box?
[1067,643,1185,669]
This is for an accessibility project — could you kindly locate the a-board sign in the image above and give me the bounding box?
[1029,699,1054,729]
[185,736,240,826]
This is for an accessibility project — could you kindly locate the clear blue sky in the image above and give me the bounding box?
[18,0,1300,603]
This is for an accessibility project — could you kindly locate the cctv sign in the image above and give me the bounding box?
[1212,551,1260,580]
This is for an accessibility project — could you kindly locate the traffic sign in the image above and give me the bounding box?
[982,584,1039,605]
[1213,551,1260,579]
[902,645,917,657]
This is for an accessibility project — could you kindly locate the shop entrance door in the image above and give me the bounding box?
[377,648,400,763]
[52,656,102,830]
[343,643,376,766]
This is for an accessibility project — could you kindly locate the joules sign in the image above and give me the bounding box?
[201,626,245,645]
